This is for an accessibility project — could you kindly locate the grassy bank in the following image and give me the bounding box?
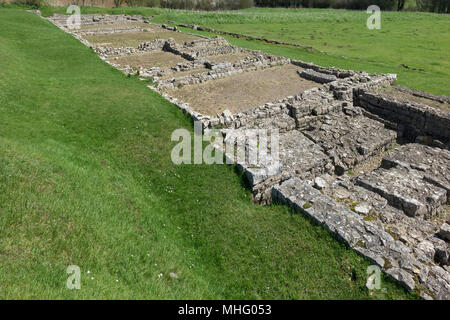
[37,6,450,96]
[0,8,416,299]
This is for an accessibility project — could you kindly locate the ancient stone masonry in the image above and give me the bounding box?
[137,39,168,52]
[272,178,450,299]
[393,85,450,105]
[291,59,356,79]
[355,89,450,147]
[299,69,338,83]
[48,13,151,27]
[156,50,290,90]
[94,46,140,59]
[72,26,154,36]
[161,36,240,61]
[42,13,450,299]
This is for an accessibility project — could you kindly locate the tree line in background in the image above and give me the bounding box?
[160,0,253,9]
[3,0,448,13]
[109,0,253,10]
[253,0,449,12]
[122,0,449,12]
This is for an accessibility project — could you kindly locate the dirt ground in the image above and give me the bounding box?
[159,68,210,80]
[110,51,188,68]
[203,51,253,64]
[165,64,319,115]
[80,22,152,30]
[380,86,450,112]
[84,31,201,47]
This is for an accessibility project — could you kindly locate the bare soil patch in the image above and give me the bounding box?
[380,86,450,113]
[80,22,152,30]
[159,68,210,80]
[84,31,201,47]
[111,51,188,68]
[165,64,319,115]
[203,52,253,64]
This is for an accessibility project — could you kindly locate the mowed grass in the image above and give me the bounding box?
[39,6,450,96]
[0,8,417,299]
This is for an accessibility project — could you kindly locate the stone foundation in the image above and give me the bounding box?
[355,89,450,146]
[43,12,450,300]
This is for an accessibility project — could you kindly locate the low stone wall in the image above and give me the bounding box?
[94,46,139,59]
[291,60,355,79]
[144,60,206,80]
[163,36,240,61]
[394,85,450,105]
[192,45,239,58]
[273,177,450,300]
[355,89,450,145]
[299,68,338,83]
[73,26,154,36]
[158,68,242,90]
[177,23,316,51]
[329,73,397,102]
[157,54,290,90]
[161,24,178,31]
[137,39,168,52]
[184,37,230,48]
[48,13,150,28]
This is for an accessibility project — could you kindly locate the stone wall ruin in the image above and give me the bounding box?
[43,13,450,300]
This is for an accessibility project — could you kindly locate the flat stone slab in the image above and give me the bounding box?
[278,130,333,180]
[382,143,450,198]
[237,112,296,133]
[356,166,447,218]
[303,112,397,175]
[299,68,338,83]
[321,175,440,248]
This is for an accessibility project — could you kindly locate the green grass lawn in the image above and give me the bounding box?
[38,6,450,96]
[0,8,418,299]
